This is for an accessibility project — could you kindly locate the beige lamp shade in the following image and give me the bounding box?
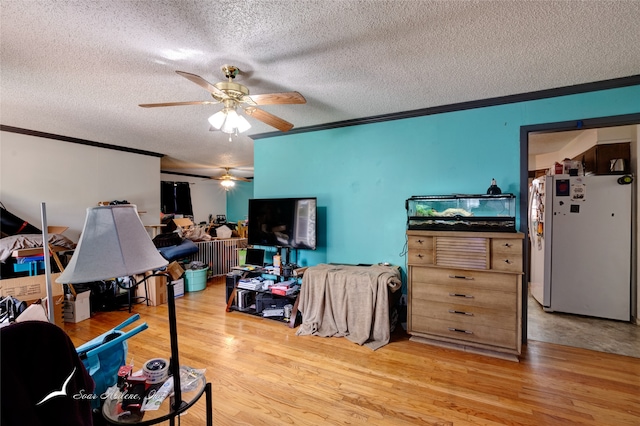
[56,205,168,284]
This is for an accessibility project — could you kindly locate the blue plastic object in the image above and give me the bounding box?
[75,314,147,408]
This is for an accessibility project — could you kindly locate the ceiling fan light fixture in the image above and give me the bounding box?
[209,107,251,135]
[220,109,240,134]
[220,179,235,189]
[208,110,226,129]
[235,114,252,133]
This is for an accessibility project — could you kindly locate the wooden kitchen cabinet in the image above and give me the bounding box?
[407,230,524,360]
[572,142,630,175]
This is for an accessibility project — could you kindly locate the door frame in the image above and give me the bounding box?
[519,112,640,344]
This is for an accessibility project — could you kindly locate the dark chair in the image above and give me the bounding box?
[1,321,95,426]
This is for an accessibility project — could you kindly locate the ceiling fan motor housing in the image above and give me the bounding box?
[221,65,239,79]
[213,81,249,101]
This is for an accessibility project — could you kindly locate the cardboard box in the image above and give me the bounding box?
[166,261,185,281]
[166,218,194,233]
[11,245,69,258]
[63,290,91,323]
[173,278,184,298]
[133,261,184,305]
[43,296,64,327]
[47,226,69,235]
[136,273,168,306]
[0,273,64,300]
[173,218,193,228]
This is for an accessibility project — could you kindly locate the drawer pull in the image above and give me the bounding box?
[504,259,512,264]
[503,243,512,248]
[416,239,424,244]
[449,293,474,299]
[448,275,474,280]
[448,309,473,316]
[448,327,473,334]
[417,253,424,258]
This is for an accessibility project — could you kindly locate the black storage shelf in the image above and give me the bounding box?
[231,288,299,320]
[226,270,303,328]
[228,304,298,324]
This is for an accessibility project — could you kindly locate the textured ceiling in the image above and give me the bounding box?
[1,1,639,178]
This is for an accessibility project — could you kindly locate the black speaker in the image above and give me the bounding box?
[225,272,241,302]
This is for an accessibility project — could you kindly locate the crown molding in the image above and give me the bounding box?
[252,74,640,139]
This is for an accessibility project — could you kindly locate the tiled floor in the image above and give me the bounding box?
[527,291,640,358]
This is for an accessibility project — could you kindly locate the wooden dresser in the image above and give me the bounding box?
[407,230,524,360]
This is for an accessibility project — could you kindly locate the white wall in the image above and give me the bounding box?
[160,173,227,225]
[529,130,598,170]
[1,131,161,242]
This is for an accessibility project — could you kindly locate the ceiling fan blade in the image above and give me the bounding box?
[139,101,217,108]
[176,71,228,99]
[244,107,294,132]
[244,91,306,106]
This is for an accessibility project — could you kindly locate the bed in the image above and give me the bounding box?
[295,264,402,350]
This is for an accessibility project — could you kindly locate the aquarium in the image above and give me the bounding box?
[406,194,516,232]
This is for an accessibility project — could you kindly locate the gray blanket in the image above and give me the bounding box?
[295,264,401,350]
[0,234,76,263]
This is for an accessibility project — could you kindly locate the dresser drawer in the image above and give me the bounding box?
[408,235,434,266]
[412,299,516,330]
[491,254,522,273]
[410,266,517,293]
[408,249,433,265]
[491,238,522,255]
[410,280,517,311]
[408,235,433,250]
[491,239,523,272]
[410,315,518,349]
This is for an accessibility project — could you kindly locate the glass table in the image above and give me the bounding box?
[102,372,212,426]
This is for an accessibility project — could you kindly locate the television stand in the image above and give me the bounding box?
[225,265,304,328]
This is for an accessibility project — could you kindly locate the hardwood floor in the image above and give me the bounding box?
[63,277,640,426]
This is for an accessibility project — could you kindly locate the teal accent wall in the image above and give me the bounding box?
[254,85,640,272]
[226,180,253,223]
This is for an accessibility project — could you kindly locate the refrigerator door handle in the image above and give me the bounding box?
[528,183,535,243]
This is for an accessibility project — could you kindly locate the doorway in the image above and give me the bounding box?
[519,113,640,357]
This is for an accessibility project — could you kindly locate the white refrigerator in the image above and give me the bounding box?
[528,174,632,321]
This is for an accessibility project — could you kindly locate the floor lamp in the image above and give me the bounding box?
[56,205,187,412]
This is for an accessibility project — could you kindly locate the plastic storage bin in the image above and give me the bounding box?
[184,268,208,292]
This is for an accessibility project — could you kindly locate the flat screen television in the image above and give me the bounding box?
[247,197,317,250]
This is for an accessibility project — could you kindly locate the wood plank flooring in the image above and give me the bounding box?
[63,277,640,425]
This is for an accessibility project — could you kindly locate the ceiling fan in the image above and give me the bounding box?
[139,65,306,133]
[212,168,251,190]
